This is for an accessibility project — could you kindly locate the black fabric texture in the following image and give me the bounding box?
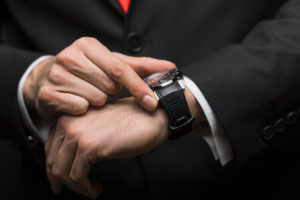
[1,0,300,199]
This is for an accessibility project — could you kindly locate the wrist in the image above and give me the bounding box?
[154,87,205,136]
[23,57,54,109]
[156,107,170,135]
[154,87,203,139]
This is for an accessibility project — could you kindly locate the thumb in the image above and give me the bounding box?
[112,52,176,77]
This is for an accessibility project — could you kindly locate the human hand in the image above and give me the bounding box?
[45,87,204,198]
[23,37,176,117]
[45,97,169,198]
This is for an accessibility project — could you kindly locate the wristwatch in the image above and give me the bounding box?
[144,69,195,139]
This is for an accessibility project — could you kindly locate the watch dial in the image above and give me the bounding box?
[144,69,177,88]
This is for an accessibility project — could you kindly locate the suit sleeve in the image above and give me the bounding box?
[0,2,43,141]
[182,0,300,164]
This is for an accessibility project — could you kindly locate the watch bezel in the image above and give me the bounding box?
[144,69,183,90]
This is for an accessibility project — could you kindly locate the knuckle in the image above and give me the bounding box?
[98,149,110,160]
[111,60,126,79]
[78,136,95,152]
[65,124,81,139]
[65,127,79,140]
[75,100,89,114]
[74,37,96,49]
[51,166,63,178]
[92,92,107,106]
[105,80,120,95]
[56,50,75,65]
[48,65,65,84]
[37,86,54,105]
[70,173,80,182]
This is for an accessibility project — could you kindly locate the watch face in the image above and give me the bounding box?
[144,69,181,89]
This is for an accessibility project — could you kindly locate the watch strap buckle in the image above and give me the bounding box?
[169,115,195,140]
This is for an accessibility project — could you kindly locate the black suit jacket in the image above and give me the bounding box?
[1,0,300,199]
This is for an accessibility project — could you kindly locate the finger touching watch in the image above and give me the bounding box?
[144,69,195,139]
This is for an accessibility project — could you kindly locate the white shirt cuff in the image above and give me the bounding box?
[17,55,54,144]
[184,76,233,165]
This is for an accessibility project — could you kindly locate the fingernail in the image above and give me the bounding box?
[142,95,157,110]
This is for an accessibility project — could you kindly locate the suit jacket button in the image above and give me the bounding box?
[286,111,298,125]
[274,118,286,133]
[262,125,274,141]
[127,32,143,53]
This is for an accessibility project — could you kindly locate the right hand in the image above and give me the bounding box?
[45,97,170,198]
[23,37,176,117]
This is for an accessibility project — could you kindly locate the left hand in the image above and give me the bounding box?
[45,97,169,199]
[23,37,176,117]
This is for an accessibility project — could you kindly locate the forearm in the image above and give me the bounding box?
[184,76,233,165]
[181,0,300,163]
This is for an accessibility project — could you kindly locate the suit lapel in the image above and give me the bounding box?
[106,0,126,17]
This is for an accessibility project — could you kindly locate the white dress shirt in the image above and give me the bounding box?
[18,56,233,165]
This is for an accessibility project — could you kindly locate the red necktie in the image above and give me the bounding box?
[118,0,131,13]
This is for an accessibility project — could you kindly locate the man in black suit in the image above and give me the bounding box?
[1,0,300,199]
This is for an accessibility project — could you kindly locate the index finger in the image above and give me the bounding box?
[82,39,158,111]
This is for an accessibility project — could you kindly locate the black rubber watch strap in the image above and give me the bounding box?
[156,81,195,139]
